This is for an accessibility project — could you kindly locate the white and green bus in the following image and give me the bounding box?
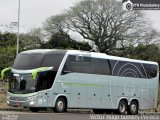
[2,49,159,114]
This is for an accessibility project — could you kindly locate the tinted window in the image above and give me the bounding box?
[13,54,43,70]
[63,56,157,79]
[36,71,57,91]
[63,55,111,75]
[143,64,157,78]
[111,61,147,78]
[110,60,157,79]
[42,54,65,70]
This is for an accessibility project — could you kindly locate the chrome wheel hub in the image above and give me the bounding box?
[131,104,136,112]
[120,103,126,113]
[57,101,64,110]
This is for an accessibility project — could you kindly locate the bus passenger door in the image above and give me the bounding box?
[37,90,48,107]
[36,71,56,107]
[37,89,55,107]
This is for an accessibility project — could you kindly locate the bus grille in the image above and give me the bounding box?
[9,97,26,101]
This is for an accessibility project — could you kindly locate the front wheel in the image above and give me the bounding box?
[128,101,138,115]
[54,97,66,113]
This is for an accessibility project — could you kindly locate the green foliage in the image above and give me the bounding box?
[125,44,160,63]
[19,33,42,50]
[0,33,17,47]
[0,46,16,68]
[0,30,45,70]
[0,33,17,69]
[41,32,91,51]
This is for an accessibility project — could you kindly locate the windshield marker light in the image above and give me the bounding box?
[32,67,53,80]
[13,74,20,77]
[0,67,11,80]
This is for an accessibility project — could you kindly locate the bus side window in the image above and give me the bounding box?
[61,55,111,76]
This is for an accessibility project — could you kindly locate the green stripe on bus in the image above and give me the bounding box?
[63,82,103,87]
[32,67,52,80]
[1,67,11,80]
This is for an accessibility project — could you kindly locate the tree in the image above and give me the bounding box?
[0,32,17,69]
[43,0,159,54]
[67,0,159,54]
[0,46,16,68]
[19,33,42,50]
[126,44,160,62]
[0,32,17,47]
[43,14,68,37]
[29,27,46,42]
[41,32,91,51]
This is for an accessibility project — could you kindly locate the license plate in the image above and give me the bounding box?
[16,102,21,106]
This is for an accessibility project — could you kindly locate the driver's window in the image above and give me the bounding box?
[36,71,57,91]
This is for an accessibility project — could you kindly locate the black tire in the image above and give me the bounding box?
[54,97,66,113]
[117,100,127,115]
[128,101,138,115]
[29,107,40,112]
[92,109,105,114]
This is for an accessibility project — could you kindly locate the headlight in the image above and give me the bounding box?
[30,101,35,105]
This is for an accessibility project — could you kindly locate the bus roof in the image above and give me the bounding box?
[20,49,158,65]
[20,49,67,55]
[67,50,158,65]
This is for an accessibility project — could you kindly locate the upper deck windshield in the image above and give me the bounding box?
[13,51,66,70]
[13,54,43,70]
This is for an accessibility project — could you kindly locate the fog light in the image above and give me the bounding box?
[7,100,9,104]
[30,101,35,105]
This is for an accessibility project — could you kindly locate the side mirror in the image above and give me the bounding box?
[1,67,11,80]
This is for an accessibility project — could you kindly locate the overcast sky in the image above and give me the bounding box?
[0,0,160,33]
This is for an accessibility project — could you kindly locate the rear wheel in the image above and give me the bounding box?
[54,97,66,113]
[128,101,138,115]
[117,100,127,114]
[29,107,40,112]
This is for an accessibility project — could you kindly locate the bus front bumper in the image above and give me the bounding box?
[7,97,37,107]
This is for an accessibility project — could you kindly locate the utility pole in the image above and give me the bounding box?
[16,0,21,56]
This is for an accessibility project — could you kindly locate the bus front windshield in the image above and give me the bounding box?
[9,73,36,94]
[9,71,57,94]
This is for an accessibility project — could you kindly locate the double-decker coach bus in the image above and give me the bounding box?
[1,49,159,115]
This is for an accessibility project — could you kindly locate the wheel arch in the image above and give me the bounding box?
[117,97,128,108]
[54,94,68,108]
[129,99,139,109]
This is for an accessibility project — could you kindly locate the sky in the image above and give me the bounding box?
[0,0,80,32]
[0,0,160,33]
